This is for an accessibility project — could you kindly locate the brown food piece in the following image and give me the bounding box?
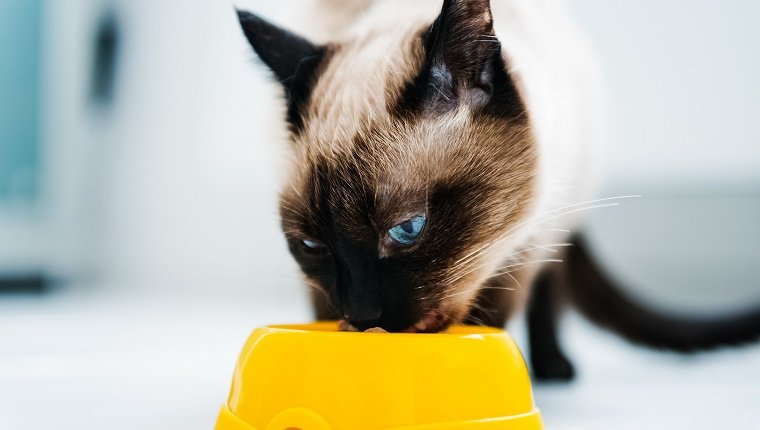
[338,320,359,332]
[338,320,387,333]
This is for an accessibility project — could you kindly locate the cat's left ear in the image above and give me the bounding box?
[398,0,524,118]
[237,10,326,131]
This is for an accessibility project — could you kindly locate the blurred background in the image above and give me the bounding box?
[1,1,758,429]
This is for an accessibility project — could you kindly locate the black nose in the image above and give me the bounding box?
[340,267,383,325]
[337,250,383,329]
[343,303,382,331]
[341,283,383,330]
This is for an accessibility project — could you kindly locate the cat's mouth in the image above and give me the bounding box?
[339,311,451,334]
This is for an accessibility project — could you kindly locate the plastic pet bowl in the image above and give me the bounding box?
[215,322,543,430]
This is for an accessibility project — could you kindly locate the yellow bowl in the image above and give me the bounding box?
[215,322,542,430]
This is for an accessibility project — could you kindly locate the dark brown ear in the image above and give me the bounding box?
[397,0,524,119]
[237,10,326,132]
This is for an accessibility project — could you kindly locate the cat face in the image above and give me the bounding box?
[238,0,537,332]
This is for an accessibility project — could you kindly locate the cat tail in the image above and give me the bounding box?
[564,233,760,352]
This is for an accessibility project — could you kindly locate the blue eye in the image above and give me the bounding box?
[303,239,320,248]
[302,239,326,252]
[387,214,427,245]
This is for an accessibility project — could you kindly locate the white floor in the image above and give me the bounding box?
[1,286,758,430]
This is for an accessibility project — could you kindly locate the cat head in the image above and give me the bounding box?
[238,0,537,332]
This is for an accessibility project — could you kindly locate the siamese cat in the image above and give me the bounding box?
[236,0,760,380]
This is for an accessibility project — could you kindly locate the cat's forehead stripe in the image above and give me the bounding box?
[297,24,426,155]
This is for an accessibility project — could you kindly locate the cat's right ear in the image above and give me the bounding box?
[395,0,524,120]
[237,10,326,132]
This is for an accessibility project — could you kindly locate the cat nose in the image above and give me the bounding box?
[337,254,383,328]
[339,271,383,327]
[342,283,383,329]
[343,304,383,330]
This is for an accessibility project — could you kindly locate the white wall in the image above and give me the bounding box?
[44,0,296,291]
[567,0,760,190]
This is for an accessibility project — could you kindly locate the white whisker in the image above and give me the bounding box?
[491,259,564,277]
[503,271,523,291]
[449,196,636,271]
[507,242,572,257]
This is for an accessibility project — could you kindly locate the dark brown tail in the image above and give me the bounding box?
[564,234,760,352]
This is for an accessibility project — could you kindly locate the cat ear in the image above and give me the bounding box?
[237,10,326,131]
[399,0,524,118]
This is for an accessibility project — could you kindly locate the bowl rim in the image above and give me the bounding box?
[262,321,506,338]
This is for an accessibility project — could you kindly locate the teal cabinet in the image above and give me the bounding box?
[0,0,42,207]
